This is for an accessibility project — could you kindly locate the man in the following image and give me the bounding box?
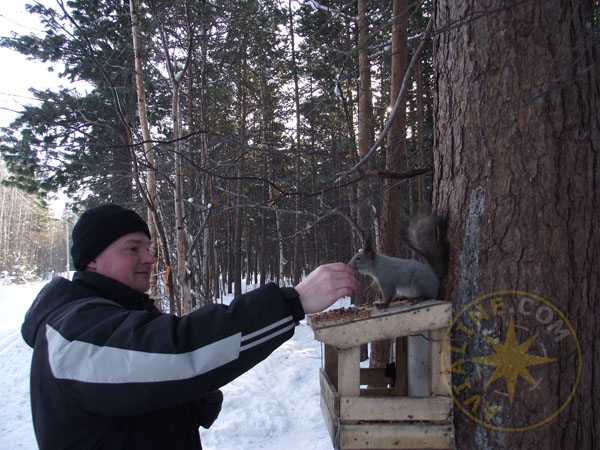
[22,204,359,449]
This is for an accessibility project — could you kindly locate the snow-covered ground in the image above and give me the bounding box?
[0,280,349,450]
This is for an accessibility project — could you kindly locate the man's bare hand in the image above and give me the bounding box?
[294,263,359,314]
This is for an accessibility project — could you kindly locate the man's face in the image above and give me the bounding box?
[87,231,154,293]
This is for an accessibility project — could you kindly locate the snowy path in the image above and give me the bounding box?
[0,330,22,356]
[202,323,333,450]
[0,282,37,450]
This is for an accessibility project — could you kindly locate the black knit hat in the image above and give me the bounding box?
[71,204,151,271]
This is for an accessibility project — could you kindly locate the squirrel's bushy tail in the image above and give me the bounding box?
[406,214,448,280]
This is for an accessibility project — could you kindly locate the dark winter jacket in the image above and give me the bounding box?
[21,271,305,450]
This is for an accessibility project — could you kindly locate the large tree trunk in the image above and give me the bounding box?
[433,0,599,448]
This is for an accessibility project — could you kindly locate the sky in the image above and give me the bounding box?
[0,0,64,129]
[0,1,79,215]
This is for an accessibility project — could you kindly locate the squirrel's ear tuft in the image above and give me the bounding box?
[364,234,375,258]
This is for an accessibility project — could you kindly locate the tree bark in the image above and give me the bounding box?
[354,0,376,363]
[290,0,303,287]
[234,78,246,298]
[371,0,408,371]
[356,0,375,241]
[380,0,407,260]
[158,1,194,314]
[434,0,599,447]
[196,7,214,304]
[129,0,167,308]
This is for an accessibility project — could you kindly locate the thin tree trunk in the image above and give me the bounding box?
[274,208,285,284]
[157,1,194,314]
[234,79,247,298]
[196,7,213,304]
[355,0,375,275]
[260,155,269,288]
[355,0,376,362]
[129,0,166,307]
[290,0,303,286]
[172,84,192,314]
[415,56,429,208]
[371,0,408,372]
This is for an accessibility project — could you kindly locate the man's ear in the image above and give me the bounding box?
[86,260,98,271]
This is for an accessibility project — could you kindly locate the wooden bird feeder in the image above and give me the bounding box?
[307,299,455,450]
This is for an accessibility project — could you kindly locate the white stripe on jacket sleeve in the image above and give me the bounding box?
[46,324,241,384]
[240,317,295,351]
[46,315,295,384]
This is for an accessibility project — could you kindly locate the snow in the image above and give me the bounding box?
[0,281,347,450]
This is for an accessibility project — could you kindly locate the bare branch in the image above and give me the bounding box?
[336,17,433,182]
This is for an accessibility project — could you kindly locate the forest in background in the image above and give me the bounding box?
[0,0,434,312]
[0,160,68,283]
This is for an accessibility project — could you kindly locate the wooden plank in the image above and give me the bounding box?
[324,343,339,390]
[319,369,340,448]
[320,396,337,449]
[359,387,396,397]
[310,301,451,348]
[320,368,339,420]
[340,396,453,423]
[429,328,450,396]
[395,337,408,395]
[338,346,360,397]
[339,422,455,449]
[308,299,446,330]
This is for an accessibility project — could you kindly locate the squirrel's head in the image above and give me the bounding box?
[348,234,376,272]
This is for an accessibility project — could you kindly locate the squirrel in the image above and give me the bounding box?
[348,214,448,307]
